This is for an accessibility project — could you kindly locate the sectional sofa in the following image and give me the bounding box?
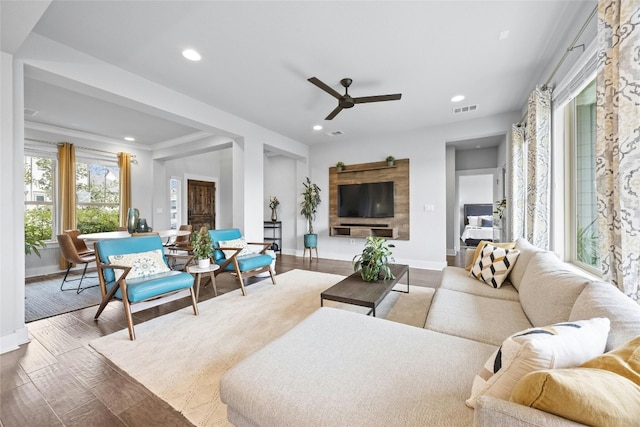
[220,238,640,426]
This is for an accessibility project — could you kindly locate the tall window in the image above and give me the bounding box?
[571,80,600,270]
[24,155,56,242]
[76,160,120,233]
[169,178,180,230]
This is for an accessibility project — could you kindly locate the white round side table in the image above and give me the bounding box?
[187,263,220,301]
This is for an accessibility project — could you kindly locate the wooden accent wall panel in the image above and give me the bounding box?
[329,159,409,240]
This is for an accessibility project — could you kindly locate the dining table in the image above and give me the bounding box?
[78,229,191,245]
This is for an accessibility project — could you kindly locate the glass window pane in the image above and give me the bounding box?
[574,80,600,269]
[76,160,120,233]
[24,155,55,242]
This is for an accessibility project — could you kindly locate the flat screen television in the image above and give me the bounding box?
[338,181,394,218]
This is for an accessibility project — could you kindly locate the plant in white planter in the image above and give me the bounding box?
[300,177,321,248]
[190,226,214,268]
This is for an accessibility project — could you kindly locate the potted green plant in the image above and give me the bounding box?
[190,226,214,268]
[386,156,395,166]
[353,236,395,282]
[300,177,321,248]
[336,161,345,172]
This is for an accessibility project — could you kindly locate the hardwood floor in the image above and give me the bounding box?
[1,255,448,427]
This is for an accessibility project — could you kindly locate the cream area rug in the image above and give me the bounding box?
[89,269,434,426]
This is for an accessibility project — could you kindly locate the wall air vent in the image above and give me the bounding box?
[24,108,39,117]
[453,104,479,114]
[326,130,344,137]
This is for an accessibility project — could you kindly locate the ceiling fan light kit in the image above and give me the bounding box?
[308,77,402,120]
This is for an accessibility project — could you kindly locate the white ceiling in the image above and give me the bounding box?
[17,0,596,150]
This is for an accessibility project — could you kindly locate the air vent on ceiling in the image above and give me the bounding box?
[24,108,39,117]
[325,130,344,137]
[453,104,478,114]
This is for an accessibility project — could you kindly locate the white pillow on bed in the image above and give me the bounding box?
[467,216,482,226]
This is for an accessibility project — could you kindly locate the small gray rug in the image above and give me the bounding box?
[25,275,102,322]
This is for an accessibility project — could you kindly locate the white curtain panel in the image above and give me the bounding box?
[510,124,526,240]
[595,0,640,302]
[525,87,552,250]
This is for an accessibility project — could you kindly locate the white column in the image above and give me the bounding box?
[0,53,29,354]
[231,137,264,241]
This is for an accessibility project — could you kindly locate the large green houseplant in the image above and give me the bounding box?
[190,226,214,268]
[300,177,321,248]
[353,236,395,282]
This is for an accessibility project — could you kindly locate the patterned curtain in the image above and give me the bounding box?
[510,124,526,240]
[58,142,76,269]
[525,87,552,249]
[118,152,132,227]
[595,0,640,301]
[509,87,552,249]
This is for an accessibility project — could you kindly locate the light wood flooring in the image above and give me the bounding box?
[1,254,457,427]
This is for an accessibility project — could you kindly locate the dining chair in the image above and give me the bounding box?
[165,224,193,271]
[165,224,193,250]
[57,233,98,294]
[64,229,94,256]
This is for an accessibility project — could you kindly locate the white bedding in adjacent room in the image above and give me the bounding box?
[461,225,494,241]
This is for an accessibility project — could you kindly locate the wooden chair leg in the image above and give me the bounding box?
[237,275,247,296]
[189,287,199,315]
[121,297,136,340]
[268,268,276,285]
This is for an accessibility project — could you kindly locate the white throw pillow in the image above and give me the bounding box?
[469,243,520,288]
[465,317,611,408]
[467,216,481,226]
[108,249,170,279]
[219,237,251,259]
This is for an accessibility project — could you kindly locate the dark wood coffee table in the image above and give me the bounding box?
[320,264,409,317]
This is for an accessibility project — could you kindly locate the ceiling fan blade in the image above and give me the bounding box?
[308,77,342,99]
[325,105,344,120]
[354,94,402,104]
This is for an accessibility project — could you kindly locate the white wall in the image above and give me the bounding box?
[264,155,298,254]
[291,111,520,270]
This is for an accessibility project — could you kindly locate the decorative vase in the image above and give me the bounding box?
[136,218,149,232]
[271,208,277,222]
[198,258,210,269]
[304,233,317,248]
[126,208,139,234]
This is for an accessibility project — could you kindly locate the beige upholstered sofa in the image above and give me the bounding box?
[220,238,640,426]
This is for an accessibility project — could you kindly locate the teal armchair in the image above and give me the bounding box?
[94,235,198,340]
[209,228,275,296]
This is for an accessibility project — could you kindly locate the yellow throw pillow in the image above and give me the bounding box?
[581,335,640,386]
[511,368,640,427]
[465,241,516,271]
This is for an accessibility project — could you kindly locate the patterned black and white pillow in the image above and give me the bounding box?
[470,243,520,288]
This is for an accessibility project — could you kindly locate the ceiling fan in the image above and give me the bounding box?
[308,77,402,120]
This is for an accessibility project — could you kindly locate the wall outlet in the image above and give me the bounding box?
[424,204,435,212]
[349,239,355,245]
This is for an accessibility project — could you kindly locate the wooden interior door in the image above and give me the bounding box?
[187,180,216,231]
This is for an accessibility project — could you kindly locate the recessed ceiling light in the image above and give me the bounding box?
[124,136,135,141]
[451,95,465,103]
[313,125,323,131]
[182,49,201,61]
